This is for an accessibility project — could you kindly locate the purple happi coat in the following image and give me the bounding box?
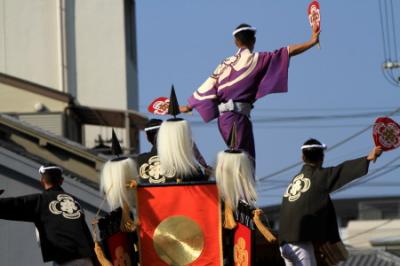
[188,47,289,161]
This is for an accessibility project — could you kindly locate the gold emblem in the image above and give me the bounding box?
[284,173,311,202]
[153,215,204,265]
[234,237,249,266]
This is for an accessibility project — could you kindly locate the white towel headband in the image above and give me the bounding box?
[301,144,327,150]
[232,26,257,36]
[38,165,63,175]
[144,125,161,132]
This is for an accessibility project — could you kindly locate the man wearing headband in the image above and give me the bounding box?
[180,23,320,164]
[278,139,383,266]
[0,164,95,265]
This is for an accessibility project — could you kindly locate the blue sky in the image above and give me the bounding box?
[136,1,400,206]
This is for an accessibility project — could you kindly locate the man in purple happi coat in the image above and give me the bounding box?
[180,23,320,163]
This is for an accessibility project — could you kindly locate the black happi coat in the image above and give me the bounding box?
[0,186,94,263]
[137,146,176,184]
[137,146,207,184]
[279,157,369,244]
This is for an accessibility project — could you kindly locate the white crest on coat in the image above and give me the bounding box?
[283,173,311,202]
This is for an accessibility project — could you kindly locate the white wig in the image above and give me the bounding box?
[157,119,199,177]
[100,158,138,210]
[215,151,257,211]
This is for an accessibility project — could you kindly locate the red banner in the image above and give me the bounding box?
[233,223,253,266]
[137,183,222,266]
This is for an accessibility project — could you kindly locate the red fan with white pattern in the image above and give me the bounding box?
[308,1,321,48]
[147,97,170,115]
[373,117,400,151]
[308,1,321,31]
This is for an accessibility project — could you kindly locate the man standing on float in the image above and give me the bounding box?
[180,23,320,163]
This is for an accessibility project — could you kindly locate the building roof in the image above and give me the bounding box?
[339,248,400,266]
[67,105,148,129]
[0,114,109,185]
[0,72,73,103]
[371,236,400,247]
[0,72,149,128]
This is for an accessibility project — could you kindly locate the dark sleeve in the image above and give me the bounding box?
[0,194,41,222]
[324,157,370,192]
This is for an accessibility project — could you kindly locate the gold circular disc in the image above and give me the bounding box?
[153,215,204,265]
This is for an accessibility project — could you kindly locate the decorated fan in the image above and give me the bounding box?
[308,1,321,31]
[147,97,170,115]
[373,117,400,151]
[308,0,321,48]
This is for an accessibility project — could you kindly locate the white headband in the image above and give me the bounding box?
[232,26,257,36]
[301,144,327,150]
[39,165,62,175]
[144,125,161,132]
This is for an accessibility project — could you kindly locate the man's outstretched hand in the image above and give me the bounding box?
[311,24,321,45]
[179,105,192,113]
[367,146,383,162]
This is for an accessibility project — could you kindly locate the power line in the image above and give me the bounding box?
[379,0,389,61]
[256,146,371,190]
[379,0,400,86]
[389,0,399,61]
[256,125,369,129]
[252,107,398,112]
[334,155,400,194]
[257,159,400,196]
[257,107,400,183]
[342,219,394,242]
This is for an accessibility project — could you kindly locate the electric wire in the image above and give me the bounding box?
[257,107,400,183]
[335,155,400,194]
[341,219,394,242]
[257,159,400,197]
[390,0,399,61]
[379,0,389,61]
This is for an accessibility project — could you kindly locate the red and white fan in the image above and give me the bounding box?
[373,117,400,151]
[308,1,321,48]
[147,97,170,115]
[308,1,321,31]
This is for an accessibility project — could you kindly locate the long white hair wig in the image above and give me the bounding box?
[157,119,199,177]
[100,158,138,210]
[215,151,257,211]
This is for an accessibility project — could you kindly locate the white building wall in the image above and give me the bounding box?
[75,0,128,109]
[0,1,5,72]
[0,0,62,91]
[73,0,138,148]
[0,0,139,150]
[345,219,400,248]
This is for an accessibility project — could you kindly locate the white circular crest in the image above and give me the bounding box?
[284,174,311,202]
[49,194,81,219]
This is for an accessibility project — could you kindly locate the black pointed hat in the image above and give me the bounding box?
[111,129,127,161]
[167,85,182,121]
[225,122,241,153]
